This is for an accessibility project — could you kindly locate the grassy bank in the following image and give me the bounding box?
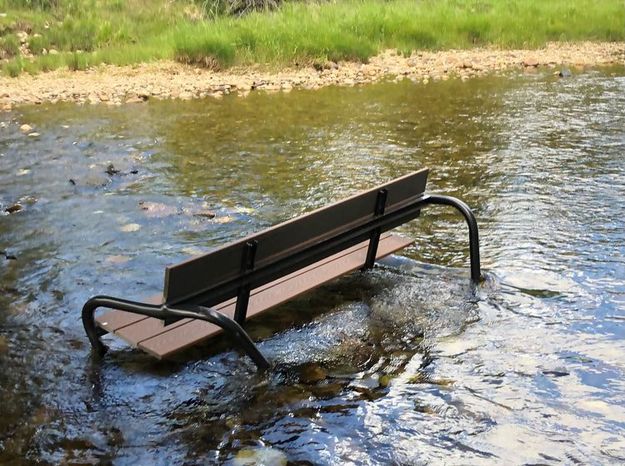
[1,0,623,76]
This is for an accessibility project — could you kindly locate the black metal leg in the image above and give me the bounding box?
[234,240,258,324]
[420,194,482,283]
[363,189,388,270]
[81,295,270,370]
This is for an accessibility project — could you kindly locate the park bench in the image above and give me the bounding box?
[82,168,481,370]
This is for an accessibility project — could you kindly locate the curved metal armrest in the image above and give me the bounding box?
[81,296,270,370]
[420,194,482,283]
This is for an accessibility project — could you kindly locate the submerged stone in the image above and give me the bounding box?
[298,363,328,384]
[0,335,8,354]
[233,447,288,466]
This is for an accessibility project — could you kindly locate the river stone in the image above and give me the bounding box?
[119,223,141,233]
[5,204,22,214]
[139,201,178,218]
[298,363,328,384]
[20,124,33,133]
[523,57,539,67]
[233,447,288,466]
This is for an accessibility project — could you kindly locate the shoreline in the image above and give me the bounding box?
[1,42,623,110]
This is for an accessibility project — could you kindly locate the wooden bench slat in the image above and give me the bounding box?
[138,233,413,358]
[103,236,393,344]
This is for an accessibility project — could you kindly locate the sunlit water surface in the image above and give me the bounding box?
[1,67,624,465]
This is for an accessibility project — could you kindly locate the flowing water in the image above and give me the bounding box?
[1,67,624,465]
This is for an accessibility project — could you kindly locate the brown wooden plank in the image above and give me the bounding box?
[95,294,162,333]
[111,235,396,345]
[139,234,413,358]
[164,169,428,303]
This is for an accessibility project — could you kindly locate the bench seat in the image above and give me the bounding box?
[96,232,413,358]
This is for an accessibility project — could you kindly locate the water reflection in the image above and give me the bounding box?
[1,67,624,464]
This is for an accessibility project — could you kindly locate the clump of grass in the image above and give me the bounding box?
[174,28,235,68]
[0,33,21,58]
[198,0,280,19]
[27,33,49,54]
[2,57,23,76]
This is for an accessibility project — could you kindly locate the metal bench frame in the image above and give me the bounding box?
[82,169,481,370]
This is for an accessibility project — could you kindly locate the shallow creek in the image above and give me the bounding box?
[1,67,624,464]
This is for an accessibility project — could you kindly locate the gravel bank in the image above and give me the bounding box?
[1,42,623,110]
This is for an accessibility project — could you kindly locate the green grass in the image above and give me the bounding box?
[1,0,623,76]
[174,0,625,69]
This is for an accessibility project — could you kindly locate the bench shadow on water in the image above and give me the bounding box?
[1,66,625,464]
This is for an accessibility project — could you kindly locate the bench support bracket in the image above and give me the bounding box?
[82,296,270,370]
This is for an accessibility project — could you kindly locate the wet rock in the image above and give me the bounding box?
[298,363,328,384]
[107,427,125,447]
[414,402,436,415]
[125,95,145,104]
[20,124,33,133]
[407,372,427,384]
[0,335,8,354]
[350,375,380,390]
[542,369,569,377]
[523,57,539,67]
[27,132,40,137]
[1,250,17,260]
[105,163,120,176]
[105,255,131,264]
[193,210,216,219]
[139,201,178,218]
[558,68,572,78]
[119,223,141,233]
[233,447,288,466]
[213,215,234,224]
[378,374,393,387]
[5,203,22,214]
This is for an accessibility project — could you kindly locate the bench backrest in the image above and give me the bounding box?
[163,169,429,305]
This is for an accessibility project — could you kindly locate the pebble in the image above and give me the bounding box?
[5,204,22,214]
[119,223,141,232]
[233,447,288,466]
[298,363,328,384]
[20,124,33,133]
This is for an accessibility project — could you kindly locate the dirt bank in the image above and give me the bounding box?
[1,42,623,110]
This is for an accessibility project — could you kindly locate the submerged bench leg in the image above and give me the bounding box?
[421,194,482,283]
[82,296,270,370]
